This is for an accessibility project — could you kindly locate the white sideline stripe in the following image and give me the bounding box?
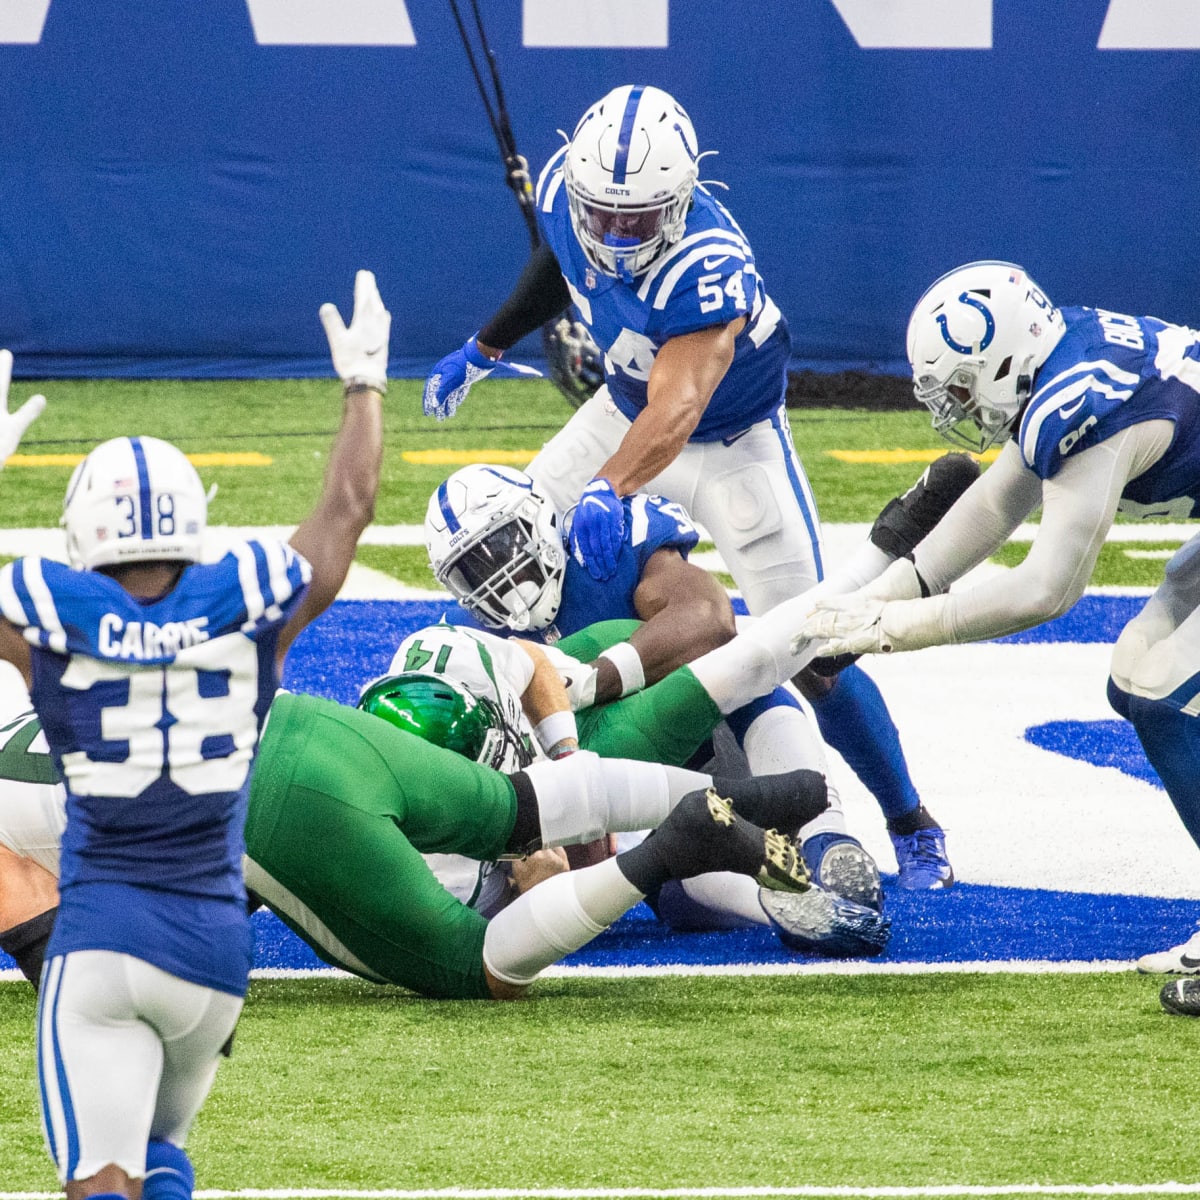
[7,1184,1200,1199]
[0,522,1189,554]
[0,961,1139,985]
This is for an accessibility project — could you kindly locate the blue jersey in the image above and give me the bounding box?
[0,540,310,994]
[1018,307,1200,520]
[544,493,698,641]
[536,147,791,442]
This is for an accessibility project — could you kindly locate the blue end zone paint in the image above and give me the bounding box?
[2,595,1189,979]
[1026,719,1164,789]
[245,883,1200,974]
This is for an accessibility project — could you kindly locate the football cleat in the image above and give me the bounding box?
[1136,925,1200,974]
[757,825,812,893]
[1160,978,1200,1017]
[889,826,954,890]
[705,788,812,894]
[652,788,811,894]
[759,886,891,958]
[803,833,883,912]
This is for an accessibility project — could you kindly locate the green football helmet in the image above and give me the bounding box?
[357,671,532,771]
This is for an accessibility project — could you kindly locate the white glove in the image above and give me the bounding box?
[793,594,893,657]
[319,269,391,392]
[0,349,45,465]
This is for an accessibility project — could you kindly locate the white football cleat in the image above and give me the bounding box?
[1137,925,1200,974]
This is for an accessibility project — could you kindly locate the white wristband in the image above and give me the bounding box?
[534,710,578,757]
[597,640,645,698]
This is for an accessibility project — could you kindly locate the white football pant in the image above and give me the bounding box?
[528,387,826,613]
[38,950,242,1182]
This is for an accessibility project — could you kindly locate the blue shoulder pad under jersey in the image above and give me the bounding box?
[0,540,310,660]
[551,494,699,638]
[1018,309,1200,510]
[535,150,790,442]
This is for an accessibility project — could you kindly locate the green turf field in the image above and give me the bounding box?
[1,975,1197,1191]
[0,376,1178,590]
[0,377,1191,1195]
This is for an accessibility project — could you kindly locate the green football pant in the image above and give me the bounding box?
[560,620,723,767]
[245,692,518,999]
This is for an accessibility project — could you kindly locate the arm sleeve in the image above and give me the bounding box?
[881,422,1163,648]
[477,243,573,351]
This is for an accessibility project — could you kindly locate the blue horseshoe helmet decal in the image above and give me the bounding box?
[937,291,995,354]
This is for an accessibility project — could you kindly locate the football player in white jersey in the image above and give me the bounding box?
[423,83,955,890]
[795,260,1200,1016]
[0,269,390,1200]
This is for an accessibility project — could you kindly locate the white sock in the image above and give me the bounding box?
[688,593,823,714]
[482,858,643,986]
[526,754,713,847]
[677,872,769,926]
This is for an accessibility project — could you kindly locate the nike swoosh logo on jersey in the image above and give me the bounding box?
[703,255,730,269]
[1058,398,1086,419]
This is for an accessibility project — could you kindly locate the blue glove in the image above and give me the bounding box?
[568,477,625,581]
[422,335,542,421]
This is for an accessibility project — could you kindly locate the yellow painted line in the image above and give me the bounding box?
[4,451,273,468]
[401,449,538,467]
[827,448,1000,465]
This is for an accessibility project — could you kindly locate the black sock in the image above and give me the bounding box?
[0,907,57,989]
[710,769,827,834]
[616,791,764,894]
[887,805,941,836]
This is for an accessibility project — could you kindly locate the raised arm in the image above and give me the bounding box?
[277,271,389,666]
[0,349,45,684]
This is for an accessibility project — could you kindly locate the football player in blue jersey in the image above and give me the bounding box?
[425,462,883,920]
[796,259,1200,1016]
[0,268,390,1200]
[423,83,955,890]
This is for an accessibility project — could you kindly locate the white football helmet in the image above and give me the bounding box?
[62,435,207,570]
[906,261,1067,452]
[425,464,566,632]
[564,84,699,283]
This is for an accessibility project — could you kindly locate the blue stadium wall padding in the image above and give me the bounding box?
[1,1,1198,379]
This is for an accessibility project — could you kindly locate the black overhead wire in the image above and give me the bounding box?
[447,0,540,252]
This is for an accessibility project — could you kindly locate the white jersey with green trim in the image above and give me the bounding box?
[388,622,541,775]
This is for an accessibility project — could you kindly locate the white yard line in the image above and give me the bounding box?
[7,1184,1200,1199]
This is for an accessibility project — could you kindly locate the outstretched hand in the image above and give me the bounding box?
[422,336,542,421]
[794,594,892,657]
[0,350,46,465]
[320,269,391,392]
[567,476,625,581]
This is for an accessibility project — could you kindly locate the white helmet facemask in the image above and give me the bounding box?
[906,261,1067,453]
[425,465,565,632]
[564,84,699,284]
[61,435,207,571]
